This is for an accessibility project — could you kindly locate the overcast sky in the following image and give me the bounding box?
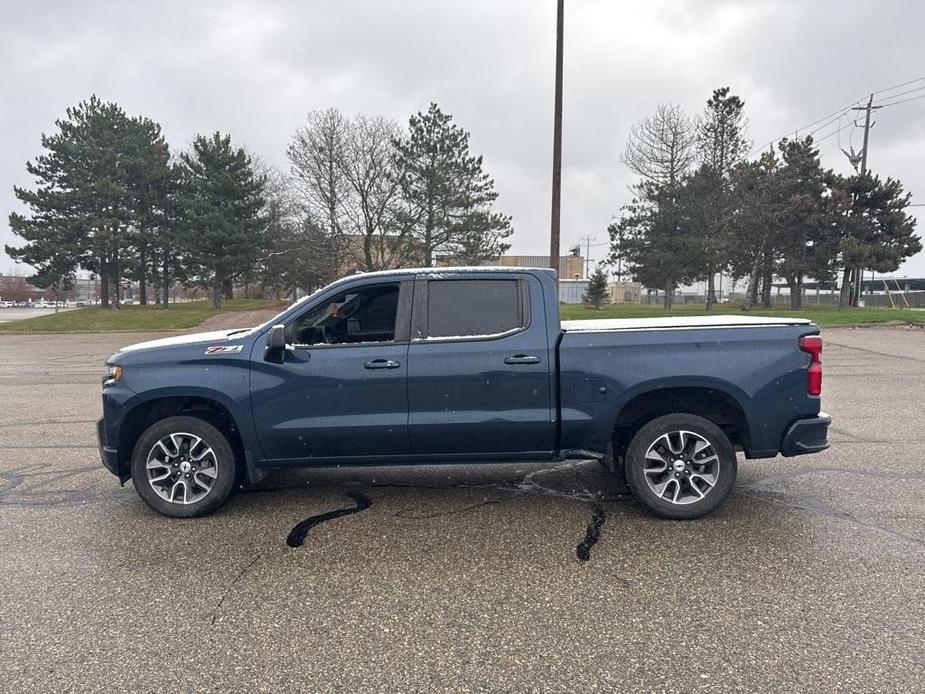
[2,0,923,277]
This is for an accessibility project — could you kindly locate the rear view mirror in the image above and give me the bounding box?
[265,324,287,363]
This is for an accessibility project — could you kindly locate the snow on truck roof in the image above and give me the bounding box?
[336,266,554,280]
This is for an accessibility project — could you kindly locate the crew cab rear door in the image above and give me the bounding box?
[405,273,554,457]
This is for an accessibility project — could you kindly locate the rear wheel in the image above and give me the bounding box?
[130,415,237,518]
[624,413,736,519]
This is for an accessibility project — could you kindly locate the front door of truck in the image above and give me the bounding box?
[250,280,412,462]
[405,274,554,457]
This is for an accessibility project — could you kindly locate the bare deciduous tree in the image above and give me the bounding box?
[0,275,32,302]
[288,109,351,269]
[288,110,407,273]
[621,103,697,187]
[340,115,408,271]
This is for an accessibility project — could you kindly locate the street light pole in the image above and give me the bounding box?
[549,0,564,285]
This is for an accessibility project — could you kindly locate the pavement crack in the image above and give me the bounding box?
[741,490,925,548]
[210,553,261,627]
[0,418,98,429]
[286,490,372,548]
[393,492,521,519]
[576,502,607,561]
[826,340,925,364]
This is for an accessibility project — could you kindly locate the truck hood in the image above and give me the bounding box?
[116,327,257,354]
[561,315,813,332]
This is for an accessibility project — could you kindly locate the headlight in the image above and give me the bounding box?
[103,364,122,386]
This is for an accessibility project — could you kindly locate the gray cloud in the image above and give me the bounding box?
[2,0,923,275]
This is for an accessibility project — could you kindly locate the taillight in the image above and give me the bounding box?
[799,335,822,396]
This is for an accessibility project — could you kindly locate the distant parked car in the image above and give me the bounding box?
[120,298,135,305]
[0,300,14,308]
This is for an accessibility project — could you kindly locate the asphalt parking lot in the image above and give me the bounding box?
[0,327,923,692]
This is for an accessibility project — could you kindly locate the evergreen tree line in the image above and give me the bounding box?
[609,88,921,310]
[7,97,513,309]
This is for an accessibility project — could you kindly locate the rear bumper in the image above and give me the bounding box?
[97,418,123,480]
[781,412,831,456]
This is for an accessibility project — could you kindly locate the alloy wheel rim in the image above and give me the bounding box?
[146,432,218,505]
[643,430,720,505]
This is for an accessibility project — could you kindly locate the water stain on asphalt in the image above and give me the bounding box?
[286,490,372,548]
[0,463,125,506]
[576,503,606,561]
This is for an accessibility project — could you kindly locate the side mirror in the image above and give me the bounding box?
[265,324,287,363]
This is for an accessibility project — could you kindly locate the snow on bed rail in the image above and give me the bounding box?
[561,315,812,332]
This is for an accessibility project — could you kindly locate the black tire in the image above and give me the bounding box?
[624,413,736,520]
[130,415,237,518]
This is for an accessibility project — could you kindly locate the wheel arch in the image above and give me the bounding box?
[611,381,752,457]
[119,395,249,481]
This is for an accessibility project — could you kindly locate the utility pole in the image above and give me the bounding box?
[847,94,883,306]
[585,234,591,279]
[549,0,564,285]
[852,93,880,177]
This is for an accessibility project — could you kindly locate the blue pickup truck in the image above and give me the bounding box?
[97,267,829,519]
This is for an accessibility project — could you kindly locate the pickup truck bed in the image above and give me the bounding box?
[558,314,825,462]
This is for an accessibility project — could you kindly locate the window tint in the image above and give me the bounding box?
[293,283,399,345]
[426,279,524,338]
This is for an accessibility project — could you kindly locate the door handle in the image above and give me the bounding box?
[504,354,541,365]
[364,359,401,370]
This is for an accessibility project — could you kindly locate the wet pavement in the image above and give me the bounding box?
[0,327,922,692]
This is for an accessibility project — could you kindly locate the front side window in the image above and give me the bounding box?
[293,283,399,345]
[425,279,524,339]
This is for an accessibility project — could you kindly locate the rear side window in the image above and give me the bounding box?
[426,279,525,339]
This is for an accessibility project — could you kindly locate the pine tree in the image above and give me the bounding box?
[177,133,267,308]
[831,172,920,308]
[773,137,839,309]
[7,96,138,308]
[583,265,610,309]
[394,103,512,266]
[696,87,750,309]
[610,181,702,310]
[122,116,176,305]
[728,150,784,310]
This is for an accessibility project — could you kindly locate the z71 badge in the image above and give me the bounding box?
[204,345,244,355]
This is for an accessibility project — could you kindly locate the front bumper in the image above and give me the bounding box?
[96,418,123,480]
[781,412,831,456]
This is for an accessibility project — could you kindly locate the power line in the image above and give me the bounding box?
[813,120,855,144]
[748,101,860,156]
[807,114,845,138]
[748,75,925,157]
[872,84,925,104]
[877,93,925,108]
[870,75,925,96]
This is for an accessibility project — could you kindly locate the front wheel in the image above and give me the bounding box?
[130,415,237,518]
[625,414,736,520]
